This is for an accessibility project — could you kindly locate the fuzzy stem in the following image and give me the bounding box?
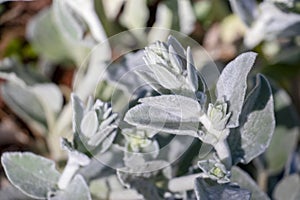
[253,158,268,192]
[257,170,268,192]
[57,158,80,190]
[47,104,72,160]
[214,139,232,169]
[198,114,232,168]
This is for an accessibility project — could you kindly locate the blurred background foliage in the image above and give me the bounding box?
[0,0,299,199]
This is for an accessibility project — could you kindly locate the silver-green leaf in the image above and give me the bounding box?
[228,74,275,164]
[1,83,47,134]
[265,88,299,175]
[273,174,300,200]
[229,0,258,26]
[216,52,257,128]
[138,95,202,119]
[194,177,251,200]
[1,152,60,199]
[231,167,270,200]
[125,95,201,137]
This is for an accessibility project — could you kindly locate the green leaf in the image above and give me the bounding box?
[0,185,35,200]
[89,178,109,199]
[50,175,91,200]
[231,167,270,200]
[107,51,152,95]
[1,83,46,124]
[117,171,163,200]
[101,0,124,20]
[52,0,84,41]
[1,152,60,199]
[52,0,95,64]
[147,3,173,42]
[71,94,84,134]
[265,127,298,175]
[31,84,63,115]
[216,52,257,128]
[62,0,107,42]
[0,71,26,86]
[89,175,123,199]
[31,84,63,129]
[138,95,202,119]
[167,36,185,59]
[134,69,170,94]
[117,159,169,200]
[177,0,196,34]
[71,94,88,152]
[120,157,171,176]
[187,47,199,92]
[194,177,251,200]
[0,69,61,134]
[0,58,48,86]
[124,95,200,137]
[229,0,258,26]
[119,0,149,29]
[90,130,117,154]
[80,111,98,138]
[125,104,199,136]
[265,88,299,175]
[1,83,47,134]
[273,174,300,200]
[27,0,98,65]
[244,2,300,48]
[228,74,275,164]
[27,9,71,63]
[149,63,183,90]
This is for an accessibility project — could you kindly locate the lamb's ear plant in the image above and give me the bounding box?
[1,36,275,200]
[124,36,275,199]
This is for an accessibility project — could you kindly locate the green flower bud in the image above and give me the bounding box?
[142,36,200,95]
[72,94,118,155]
[207,99,231,130]
[198,155,231,184]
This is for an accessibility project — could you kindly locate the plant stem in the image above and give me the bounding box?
[198,114,232,168]
[214,139,232,169]
[58,159,79,190]
[253,158,268,192]
[257,170,268,192]
[47,104,72,160]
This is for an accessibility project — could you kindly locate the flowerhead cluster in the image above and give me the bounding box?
[207,98,231,131]
[142,36,201,97]
[198,155,231,184]
[72,94,118,155]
